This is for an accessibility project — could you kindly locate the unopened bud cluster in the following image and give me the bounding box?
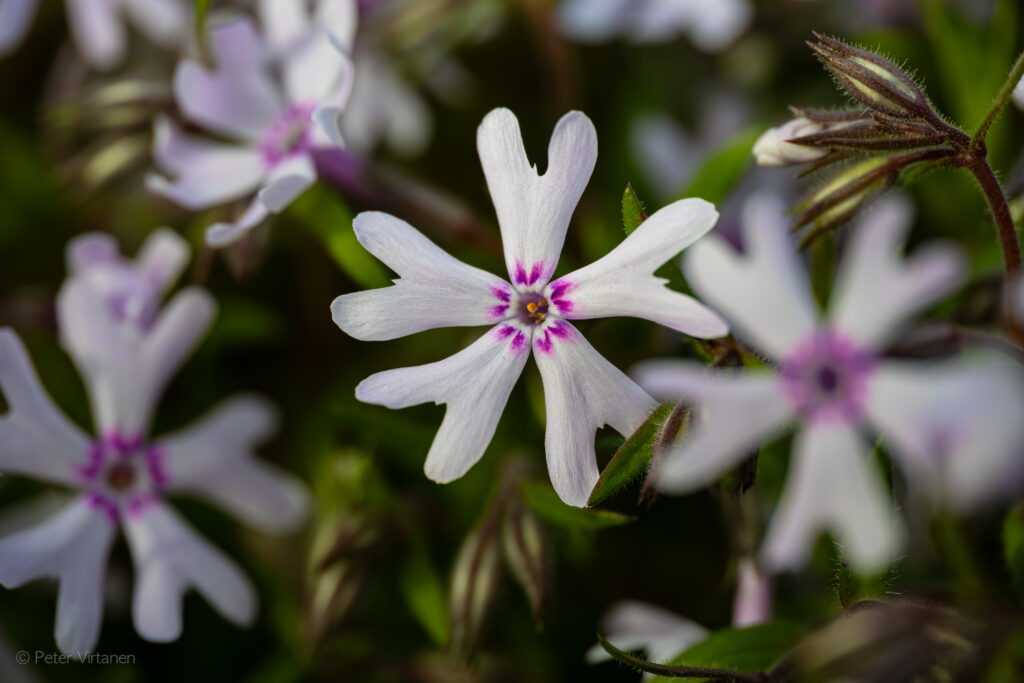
[754,33,972,244]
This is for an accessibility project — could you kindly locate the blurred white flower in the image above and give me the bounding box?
[0,0,188,70]
[586,601,708,680]
[0,230,309,655]
[635,194,1024,573]
[556,0,752,52]
[329,107,728,507]
[752,117,830,167]
[1014,75,1024,111]
[147,3,354,247]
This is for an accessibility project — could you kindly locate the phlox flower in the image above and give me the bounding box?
[0,230,309,654]
[330,108,728,507]
[556,0,752,52]
[0,0,188,69]
[147,0,354,247]
[635,194,1024,573]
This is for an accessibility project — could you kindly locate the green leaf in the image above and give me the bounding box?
[1003,503,1024,602]
[288,185,390,288]
[650,622,805,683]
[519,481,633,532]
[588,402,677,506]
[676,128,760,205]
[399,538,450,646]
[621,183,647,235]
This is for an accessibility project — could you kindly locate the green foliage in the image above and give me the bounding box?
[289,185,391,289]
[918,0,1018,130]
[649,622,805,683]
[588,402,677,506]
[518,481,633,532]
[676,128,759,205]
[621,183,647,235]
[1003,504,1024,603]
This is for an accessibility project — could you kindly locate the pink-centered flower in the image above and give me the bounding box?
[635,194,1024,573]
[147,1,355,247]
[0,0,188,69]
[0,230,309,655]
[330,107,728,507]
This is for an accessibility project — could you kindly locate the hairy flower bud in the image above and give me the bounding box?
[502,496,547,624]
[808,32,932,119]
[449,523,503,658]
[753,117,832,166]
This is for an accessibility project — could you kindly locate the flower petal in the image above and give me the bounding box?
[356,325,530,483]
[121,0,188,47]
[632,361,795,492]
[66,0,124,70]
[683,193,819,359]
[761,422,900,574]
[339,54,432,156]
[257,0,309,53]
[173,18,282,140]
[283,29,353,106]
[556,0,631,43]
[158,395,309,533]
[533,321,657,506]
[477,108,596,287]
[587,600,708,665]
[204,199,270,248]
[57,281,216,435]
[148,117,265,210]
[0,329,90,485]
[332,211,515,340]
[124,503,256,643]
[866,359,1024,511]
[257,153,317,212]
[829,196,964,350]
[0,498,116,655]
[549,197,728,338]
[0,0,37,56]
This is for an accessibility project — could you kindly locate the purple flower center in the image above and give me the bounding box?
[516,291,549,326]
[260,103,316,168]
[77,431,168,523]
[780,329,875,423]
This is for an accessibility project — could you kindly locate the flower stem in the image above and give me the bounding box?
[961,155,1024,345]
[970,48,1024,154]
[596,635,771,682]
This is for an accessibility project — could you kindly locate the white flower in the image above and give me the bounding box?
[0,230,309,654]
[147,1,355,248]
[1014,75,1024,111]
[635,194,1024,573]
[752,117,830,167]
[0,0,188,70]
[330,107,728,507]
[556,0,752,52]
[586,601,708,680]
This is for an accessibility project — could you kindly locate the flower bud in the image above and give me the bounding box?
[501,496,547,624]
[753,117,830,167]
[448,523,503,659]
[808,32,931,119]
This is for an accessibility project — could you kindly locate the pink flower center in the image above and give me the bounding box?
[515,291,549,326]
[779,329,875,423]
[77,431,168,524]
[260,103,316,168]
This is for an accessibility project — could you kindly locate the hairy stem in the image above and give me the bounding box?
[597,635,770,682]
[970,48,1024,153]
[962,156,1024,345]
